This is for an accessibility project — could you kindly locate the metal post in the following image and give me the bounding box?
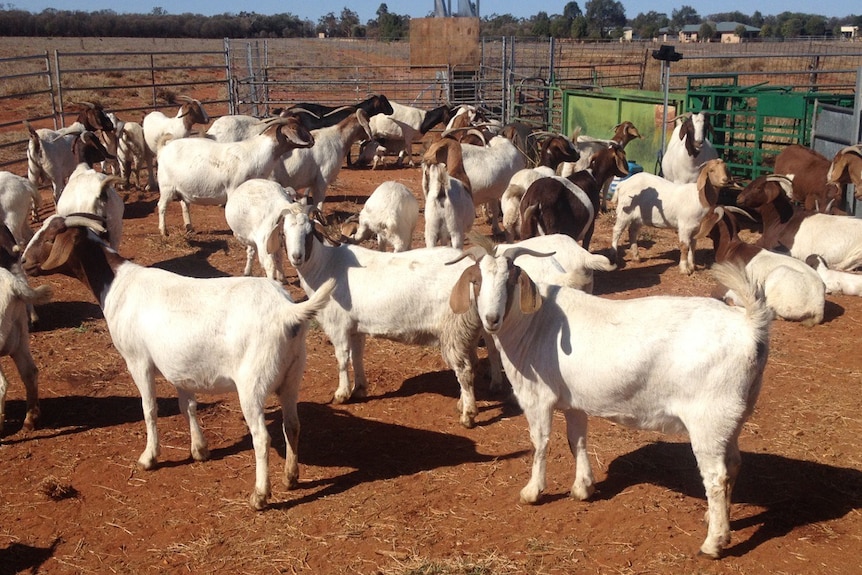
[651,45,682,176]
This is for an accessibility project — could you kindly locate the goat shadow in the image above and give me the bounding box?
[593,260,675,295]
[261,401,519,510]
[592,441,862,557]
[149,237,231,278]
[0,394,193,443]
[0,538,60,575]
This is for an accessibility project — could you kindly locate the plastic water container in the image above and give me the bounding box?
[607,161,644,202]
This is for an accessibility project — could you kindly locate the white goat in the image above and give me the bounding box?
[280,204,505,427]
[142,95,210,190]
[56,164,124,250]
[493,234,616,294]
[206,114,266,143]
[345,181,418,252]
[0,172,41,245]
[559,121,641,177]
[113,117,146,190]
[425,136,528,236]
[449,247,771,559]
[611,158,733,275]
[0,240,52,435]
[421,142,476,249]
[361,102,456,167]
[22,214,335,510]
[24,125,114,205]
[224,178,298,280]
[156,116,313,236]
[660,112,719,184]
[271,110,370,210]
[806,253,862,296]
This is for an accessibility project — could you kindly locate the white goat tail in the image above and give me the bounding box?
[710,261,772,332]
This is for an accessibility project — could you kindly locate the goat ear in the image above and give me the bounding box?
[449,265,479,314]
[40,228,77,271]
[695,208,723,240]
[517,269,542,314]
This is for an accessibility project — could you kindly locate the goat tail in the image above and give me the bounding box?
[710,261,772,337]
[12,277,53,306]
[293,278,336,324]
[584,251,617,272]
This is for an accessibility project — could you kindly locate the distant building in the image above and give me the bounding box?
[658,21,761,43]
[840,26,859,40]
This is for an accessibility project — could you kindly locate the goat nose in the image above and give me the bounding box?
[484,313,501,331]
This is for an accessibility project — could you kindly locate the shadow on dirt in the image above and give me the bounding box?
[594,441,862,556]
[0,538,60,575]
[30,300,103,331]
[151,238,232,278]
[259,401,524,510]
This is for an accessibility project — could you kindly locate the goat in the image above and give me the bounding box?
[448,246,771,559]
[24,120,115,205]
[554,144,629,249]
[421,145,475,249]
[698,207,825,325]
[492,233,617,293]
[0,171,42,246]
[427,135,528,236]
[224,178,297,280]
[156,115,314,236]
[110,115,147,190]
[21,214,335,510]
[208,95,393,144]
[560,120,641,175]
[56,164,125,250]
[660,112,719,184]
[805,254,862,296]
[142,95,210,190]
[360,101,457,167]
[737,174,862,271]
[0,223,52,436]
[773,144,844,212]
[827,144,862,201]
[344,181,418,252]
[271,110,370,210]
[280,203,504,427]
[611,158,733,274]
[500,134,581,242]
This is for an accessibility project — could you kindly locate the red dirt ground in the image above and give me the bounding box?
[2,159,862,574]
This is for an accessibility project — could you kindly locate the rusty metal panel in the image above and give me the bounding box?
[409,17,480,67]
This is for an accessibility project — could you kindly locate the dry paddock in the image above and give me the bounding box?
[1,158,862,574]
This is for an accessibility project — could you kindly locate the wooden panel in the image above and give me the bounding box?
[409,17,480,67]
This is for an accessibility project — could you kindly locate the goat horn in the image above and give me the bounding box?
[497,246,556,261]
[63,213,107,233]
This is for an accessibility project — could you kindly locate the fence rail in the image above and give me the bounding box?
[1,36,860,174]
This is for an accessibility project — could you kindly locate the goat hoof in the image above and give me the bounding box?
[191,445,210,462]
[249,491,269,511]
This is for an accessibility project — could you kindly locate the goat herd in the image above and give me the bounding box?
[2,93,862,560]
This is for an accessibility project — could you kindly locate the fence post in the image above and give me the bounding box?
[224,37,235,115]
[53,50,63,129]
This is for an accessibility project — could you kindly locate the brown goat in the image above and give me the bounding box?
[773,144,843,212]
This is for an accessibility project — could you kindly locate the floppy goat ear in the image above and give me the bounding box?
[514,265,543,314]
[449,264,481,314]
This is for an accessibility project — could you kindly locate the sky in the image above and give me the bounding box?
[13,1,857,23]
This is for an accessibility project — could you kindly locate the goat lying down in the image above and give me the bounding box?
[449,246,771,559]
[22,214,334,510]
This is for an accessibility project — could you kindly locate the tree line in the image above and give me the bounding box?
[0,2,859,41]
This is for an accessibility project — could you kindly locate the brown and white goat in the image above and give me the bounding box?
[773,144,844,212]
[660,112,719,185]
[698,206,824,325]
[737,173,862,271]
[827,145,862,202]
[142,95,210,190]
[611,158,733,274]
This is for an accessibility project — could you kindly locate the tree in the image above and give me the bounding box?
[781,17,803,38]
[804,15,827,36]
[670,5,700,31]
[531,11,551,37]
[563,2,582,20]
[699,22,715,42]
[735,24,747,38]
[584,0,626,39]
[631,11,668,39]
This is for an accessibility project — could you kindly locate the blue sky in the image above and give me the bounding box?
[15,1,856,22]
